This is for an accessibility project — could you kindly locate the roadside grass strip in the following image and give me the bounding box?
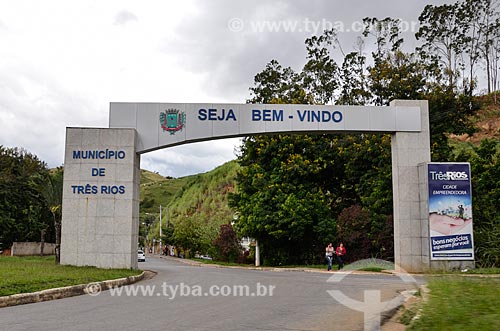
[408,276,500,330]
[0,256,141,297]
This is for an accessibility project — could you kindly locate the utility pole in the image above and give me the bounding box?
[159,205,162,254]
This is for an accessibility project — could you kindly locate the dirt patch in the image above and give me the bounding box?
[450,104,500,144]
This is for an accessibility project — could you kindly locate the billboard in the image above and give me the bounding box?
[428,163,474,260]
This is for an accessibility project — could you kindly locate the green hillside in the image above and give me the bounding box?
[167,161,239,219]
[139,161,240,254]
[140,161,238,215]
[139,170,193,214]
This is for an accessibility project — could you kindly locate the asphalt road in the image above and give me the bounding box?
[0,257,424,331]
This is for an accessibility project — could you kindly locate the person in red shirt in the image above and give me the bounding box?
[335,243,346,270]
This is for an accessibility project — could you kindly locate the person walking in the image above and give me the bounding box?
[325,243,334,271]
[335,243,346,270]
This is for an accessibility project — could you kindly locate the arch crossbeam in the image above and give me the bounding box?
[109,102,421,152]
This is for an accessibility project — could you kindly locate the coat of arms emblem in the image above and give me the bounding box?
[160,108,186,135]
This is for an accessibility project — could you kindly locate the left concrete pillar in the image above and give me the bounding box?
[60,128,140,269]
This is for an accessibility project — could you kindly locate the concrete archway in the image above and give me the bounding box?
[60,100,460,272]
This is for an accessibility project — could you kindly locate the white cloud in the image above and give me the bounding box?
[140,138,241,178]
[113,10,138,26]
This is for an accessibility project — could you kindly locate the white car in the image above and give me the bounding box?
[138,250,146,262]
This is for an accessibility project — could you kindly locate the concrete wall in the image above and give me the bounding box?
[11,242,55,256]
[60,128,140,269]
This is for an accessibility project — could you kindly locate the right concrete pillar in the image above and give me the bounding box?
[391,100,431,272]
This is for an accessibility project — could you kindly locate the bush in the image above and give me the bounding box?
[337,205,393,262]
[213,224,242,262]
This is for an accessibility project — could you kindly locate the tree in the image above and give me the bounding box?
[171,214,219,257]
[470,0,500,97]
[42,167,64,263]
[337,205,372,261]
[248,59,308,104]
[367,50,426,106]
[161,223,174,247]
[489,30,500,103]
[363,17,405,105]
[0,146,52,250]
[454,139,500,266]
[213,223,241,262]
[302,29,340,104]
[416,3,465,91]
[362,17,404,59]
[337,44,371,105]
[426,87,478,161]
[232,1,492,266]
[233,24,411,265]
[416,0,500,97]
[456,0,483,95]
[231,134,337,265]
[171,216,203,256]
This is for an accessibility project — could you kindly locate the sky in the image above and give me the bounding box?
[0,0,455,177]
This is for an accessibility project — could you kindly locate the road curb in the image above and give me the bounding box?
[160,256,405,275]
[381,284,429,330]
[0,271,146,309]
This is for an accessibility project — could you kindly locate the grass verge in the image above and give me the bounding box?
[408,276,500,330]
[190,258,251,267]
[0,256,142,297]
